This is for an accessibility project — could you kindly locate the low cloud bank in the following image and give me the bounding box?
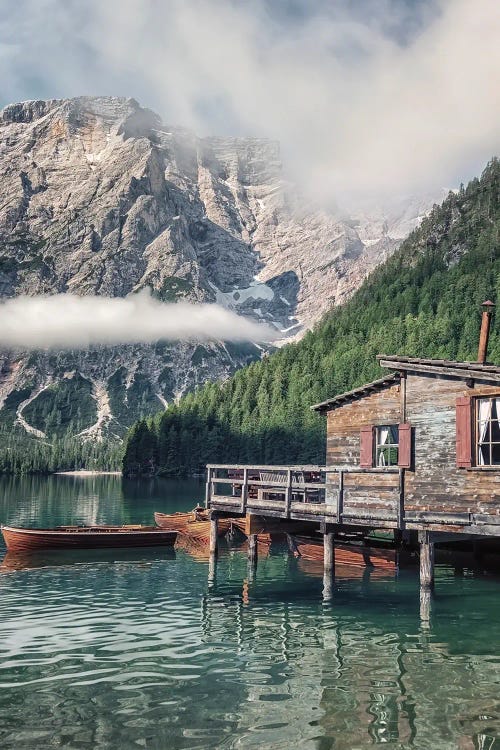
[1,0,499,204]
[0,291,276,349]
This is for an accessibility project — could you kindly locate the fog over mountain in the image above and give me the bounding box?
[1,0,498,205]
[0,0,497,441]
[0,96,448,438]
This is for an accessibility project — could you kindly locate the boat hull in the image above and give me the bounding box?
[1,525,177,552]
[154,511,232,537]
[293,536,398,570]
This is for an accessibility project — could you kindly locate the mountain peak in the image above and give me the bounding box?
[0,94,452,441]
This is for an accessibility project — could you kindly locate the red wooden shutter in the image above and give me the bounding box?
[398,423,412,468]
[456,396,472,468]
[360,426,374,468]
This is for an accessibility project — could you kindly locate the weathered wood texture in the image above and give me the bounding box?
[209,517,218,554]
[419,532,434,589]
[248,533,258,563]
[323,532,335,573]
[404,374,500,518]
[326,383,402,468]
[325,372,500,525]
[326,385,402,522]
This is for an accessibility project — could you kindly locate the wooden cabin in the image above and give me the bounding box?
[206,303,499,589]
[313,354,500,536]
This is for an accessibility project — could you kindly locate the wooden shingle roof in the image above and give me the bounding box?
[310,373,401,412]
[311,353,500,414]
[378,355,500,382]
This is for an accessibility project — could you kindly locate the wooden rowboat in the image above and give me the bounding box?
[292,535,398,570]
[1,524,177,552]
[154,511,233,538]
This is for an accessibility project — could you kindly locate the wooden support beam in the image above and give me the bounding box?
[420,588,431,626]
[208,552,217,588]
[324,532,335,574]
[285,533,300,558]
[209,516,218,555]
[397,468,405,529]
[419,531,434,589]
[323,571,333,601]
[245,513,264,536]
[285,469,292,519]
[248,534,258,565]
[337,470,344,523]
[323,532,335,601]
[205,467,212,508]
[400,370,407,422]
[240,468,248,514]
[207,463,325,471]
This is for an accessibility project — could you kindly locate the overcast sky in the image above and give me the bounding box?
[1,0,499,204]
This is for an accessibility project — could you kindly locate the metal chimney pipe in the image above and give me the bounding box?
[477,300,495,364]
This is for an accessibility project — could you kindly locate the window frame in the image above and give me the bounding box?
[474,396,500,468]
[375,424,399,468]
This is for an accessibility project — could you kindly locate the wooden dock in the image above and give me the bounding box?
[205,308,500,599]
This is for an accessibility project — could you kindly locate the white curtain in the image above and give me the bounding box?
[379,427,390,444]
[494,400,500,464]
[478,399,492,465]
[377,427,389,466]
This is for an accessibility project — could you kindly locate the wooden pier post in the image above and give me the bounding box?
[208,552,217,588]
[205,467,213,508]
[419,587,431,626]
[248,534,258,566]
[419,531,434,589]
[322,530,335,600]
[209,516,219,556]
[324,531,335,574]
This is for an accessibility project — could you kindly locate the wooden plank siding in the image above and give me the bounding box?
[404,373,500,518]
[207,366,500,536]
[326,382,402,468]
[324,372,500,528]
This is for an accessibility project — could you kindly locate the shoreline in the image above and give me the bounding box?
[54,470,122,477]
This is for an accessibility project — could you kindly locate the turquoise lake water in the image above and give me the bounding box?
[0,474,499,749]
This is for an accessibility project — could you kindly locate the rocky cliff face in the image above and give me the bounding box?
[0,96,443,440]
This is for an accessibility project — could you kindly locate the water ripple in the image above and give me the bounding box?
[1,478,500,748]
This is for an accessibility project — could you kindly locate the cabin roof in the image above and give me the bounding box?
[310,373,401,412]
[378,355,500,382]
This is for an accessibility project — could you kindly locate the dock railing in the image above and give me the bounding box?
[206,464,404,525]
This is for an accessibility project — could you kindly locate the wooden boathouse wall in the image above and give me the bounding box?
[325,370,500,529]
[325,379,402,526]
[404,373,500,523]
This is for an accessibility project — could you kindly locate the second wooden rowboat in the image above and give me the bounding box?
[1,524,177,552]
[154,511,233,537]
[292,535,398,570]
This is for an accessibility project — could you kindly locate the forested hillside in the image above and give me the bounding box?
[0,427,123,475]
[123,159,500,477]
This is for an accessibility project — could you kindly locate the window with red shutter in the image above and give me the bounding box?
[456,396,472,468]
[360,426,374,468]
[398,423,412,468]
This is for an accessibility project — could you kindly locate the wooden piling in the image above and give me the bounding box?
[419,587,431,625]
[419,531,434,589]
[322,531,335,601]
[208,552,217,587]
[248,533,258,565]
[209,516,218,555]
[323,531,335,574]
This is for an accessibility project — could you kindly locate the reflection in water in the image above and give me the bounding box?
[0,475,499,749]
[0,474,204,532]
[0,547,177,573]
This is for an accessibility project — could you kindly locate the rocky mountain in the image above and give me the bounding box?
[0,96,445,441]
